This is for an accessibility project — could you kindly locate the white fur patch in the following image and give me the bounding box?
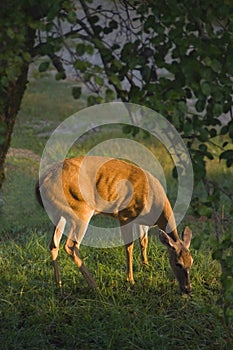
[54,216,66,248]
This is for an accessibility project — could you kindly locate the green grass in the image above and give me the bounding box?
[12,76,86,154]
[0,230,227,350]
[0,74,233,349]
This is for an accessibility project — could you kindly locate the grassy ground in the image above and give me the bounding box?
[0,229,225,350]
[0,74,232,349]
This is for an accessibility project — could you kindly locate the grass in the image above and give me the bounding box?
[12,74,86,154]
[0,230,226,350]
[0,73,233,349]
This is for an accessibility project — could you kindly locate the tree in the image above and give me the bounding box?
[0,1,34,186]
[0,0,65,186]
[1,0,233,195]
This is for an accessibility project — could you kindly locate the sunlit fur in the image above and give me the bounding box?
[159,227,193,294]
[36,156,193,294]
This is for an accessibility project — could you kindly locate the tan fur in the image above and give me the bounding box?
[37,156,193,294]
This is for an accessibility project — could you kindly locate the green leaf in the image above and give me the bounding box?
[183,121,193,136]
[121,42,137,63]
[76,43,86,56]
[132,126,140,137]
[72,86,82,99]
[67,10,76,24]
[212,249,222,260]
[22,52,31,62]
[87,95,103,106]
[38,61,50,72]
[74,60,90,72]
[199,144,207,152]
[197,204,212,218]
[193,159,206,180]
[198,128,209,142]
[85,45,94,55]
[109,20,118,29]
[144,15,156,32]
[220,150,233,167]
[209,128,217,138]
[195,99,206,112]
[221,275,233,291]
[185,88,192,99]
[94,75,104,86]
[0,76,9,88]
[220,147,232,163]
[221,125,228,135]
[122,125,140,137]
[76,43,94,56]
[122,125,133,134]
[90,15,99,24]
[109,74,121,89]
[140,66,151,83]
[211,59,221,73]
[201,81,211,96]
[105,88,115,102]
[226,159,233,167]
[204,57,212,67]
[229,124,233,139]
[111,59,123,71]
[6,28,15,39]
[103,27,114,35]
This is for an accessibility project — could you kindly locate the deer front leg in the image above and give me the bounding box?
[137,225,149,266]
[63,214,97,289]
[73,243,97,288]
[50,216,66,288]
[50,239,61,287]
[125,241,135,285]
[121,224,135,285]
[64,238,97,289]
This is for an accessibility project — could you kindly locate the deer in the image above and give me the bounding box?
[36,155,193,295]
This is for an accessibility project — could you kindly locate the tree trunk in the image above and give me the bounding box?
[0,1,37,190]
[0,63,30,188]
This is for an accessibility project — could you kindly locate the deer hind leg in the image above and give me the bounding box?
[121,223,135,285]
[49,216,67,288]
[63,219,97,289]
[136,225,149,266]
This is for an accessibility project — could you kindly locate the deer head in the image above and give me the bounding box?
[159,226,193,295]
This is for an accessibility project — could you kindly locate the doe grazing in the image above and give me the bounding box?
[36,156,193,294]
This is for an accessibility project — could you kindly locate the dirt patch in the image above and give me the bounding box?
[7,148,41,162]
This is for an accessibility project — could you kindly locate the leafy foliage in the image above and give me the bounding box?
[31,0,233,180]
[212,232,233,331]
[1,0,233,184]
[0,0,67,184]
[36,0,232,244]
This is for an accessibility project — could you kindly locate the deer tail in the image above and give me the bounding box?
[35,179,44,208]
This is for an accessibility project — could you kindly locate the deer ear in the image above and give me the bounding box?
[182,226,192,249]
[159,229,176,250]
